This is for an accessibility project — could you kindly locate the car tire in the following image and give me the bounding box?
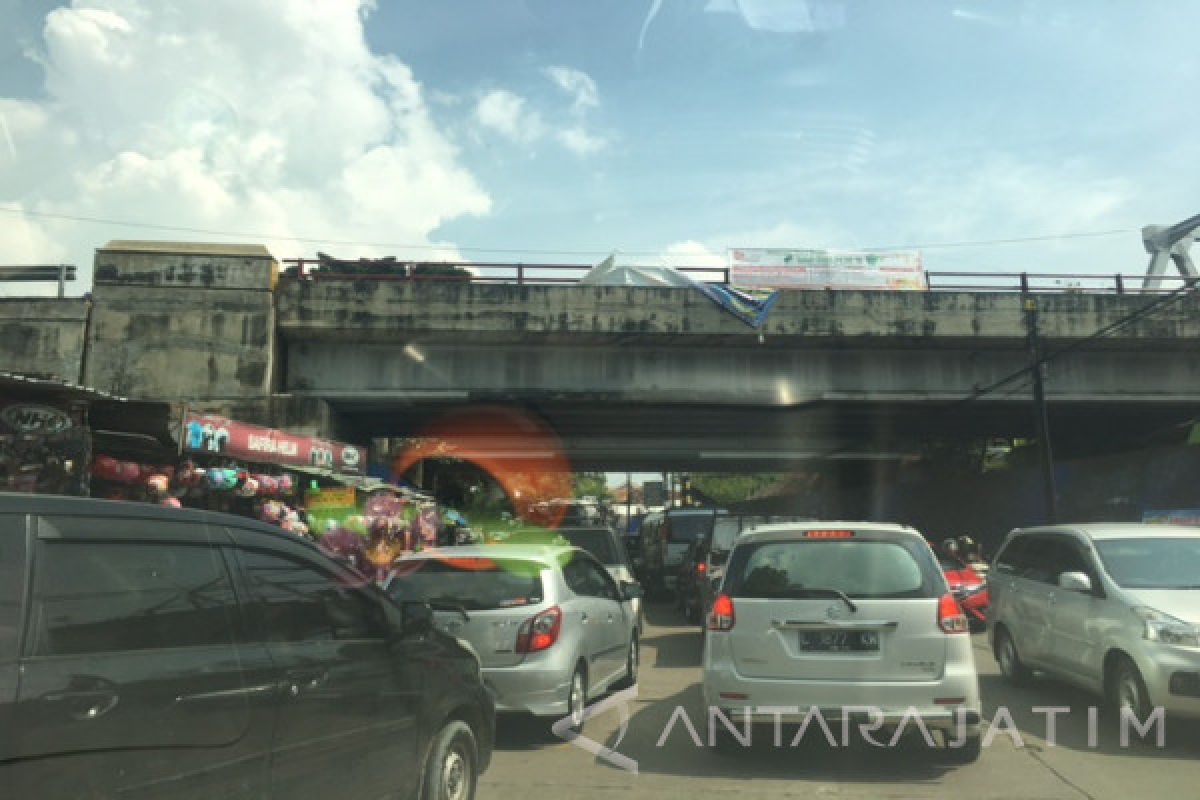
[1107,654,1153,721]
[994,627,1033,686]
[944,733,982,765]
[564,664,587,734]
[420,720,478,800]
[615,634,639,689]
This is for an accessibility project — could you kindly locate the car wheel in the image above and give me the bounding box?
[944,733,982,765]
[615,634,639,689]
[565,665,587,733]
[995,627,1033,686]
[421,720,478,800]
[1108,655,1153,721]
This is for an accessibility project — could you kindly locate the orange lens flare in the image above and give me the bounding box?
[392,406,572,526]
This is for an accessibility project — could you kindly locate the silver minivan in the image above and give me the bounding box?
[989,524,1200,720]
[388,545,643,727]
[703,522,983,760]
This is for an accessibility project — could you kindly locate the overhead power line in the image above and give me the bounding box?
[0,204,1138,259]
[952,278,1200,409]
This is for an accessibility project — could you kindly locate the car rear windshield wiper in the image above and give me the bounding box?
[785,587,859,613]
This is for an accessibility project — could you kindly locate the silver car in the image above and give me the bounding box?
[989,524,1200,719]
[494,527,643,631]
[388,545,643,725]
[703,522,983,761]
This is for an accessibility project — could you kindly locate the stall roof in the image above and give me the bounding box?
[0,371,131,403]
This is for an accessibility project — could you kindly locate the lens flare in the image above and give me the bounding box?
[392,406,572,526]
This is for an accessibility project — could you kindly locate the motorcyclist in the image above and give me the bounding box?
[941,538,962,564]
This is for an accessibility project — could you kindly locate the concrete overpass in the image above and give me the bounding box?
[274,275,1200,468]
[3,243,1199,470]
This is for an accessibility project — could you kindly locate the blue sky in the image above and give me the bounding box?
[1,0,1198,289]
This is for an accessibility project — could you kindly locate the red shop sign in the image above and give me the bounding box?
[183,413,364,474]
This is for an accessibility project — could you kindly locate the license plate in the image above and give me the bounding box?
[799,630,880,652]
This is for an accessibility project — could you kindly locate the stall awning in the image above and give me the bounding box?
[182,412,366,475]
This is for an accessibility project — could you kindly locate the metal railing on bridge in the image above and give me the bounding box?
[0,264,77,298]
[278,258,1193,295]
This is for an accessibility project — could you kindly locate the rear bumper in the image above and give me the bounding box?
[703,664,982,734]
[483,662,573,717]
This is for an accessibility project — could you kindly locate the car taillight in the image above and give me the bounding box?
[937,593,969,634]
[696,562,707,574]
[708,594,735,631]
[516,606,563,653]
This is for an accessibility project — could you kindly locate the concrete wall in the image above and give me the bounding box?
[84,286,274,400]
[83,242,277,401]
[276,280,1200,345]
[0,298,89,382]
[94,241,277,290]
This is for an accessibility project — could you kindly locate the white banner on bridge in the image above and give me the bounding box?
[728,248,927,291]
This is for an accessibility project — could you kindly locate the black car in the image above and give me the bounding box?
[676,515,812,624]
[0,493,493,800]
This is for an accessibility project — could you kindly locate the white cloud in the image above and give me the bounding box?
[543,66,598,113]
[474,66,607,156]
[475,89,543,143]
[661,240,726,268]
[0,0,491,292]
[556,127,606,156]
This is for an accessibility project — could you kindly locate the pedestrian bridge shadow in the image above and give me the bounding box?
[596,683,955,782]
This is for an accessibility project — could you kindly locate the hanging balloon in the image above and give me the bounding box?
[278,474,294,494]
[261,476,279,495]
[120,462,142,484]
[238,478,259,498]
[92,456,119,480]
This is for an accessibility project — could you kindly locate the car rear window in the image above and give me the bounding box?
[388,557,544,610]
[724,537,941,599]
[557,529,620,564]
[665,513,719,542]
[500,528,621,565]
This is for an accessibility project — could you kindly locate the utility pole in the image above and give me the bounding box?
[1021,275,1058,523]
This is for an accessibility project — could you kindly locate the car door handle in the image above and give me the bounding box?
[43,690,120,721]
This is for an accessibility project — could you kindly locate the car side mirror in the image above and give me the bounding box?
[620,581,645,601]
[1058,571,1093,593]
[401,601,434,636]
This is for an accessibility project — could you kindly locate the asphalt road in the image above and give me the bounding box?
[480,602,1200,800]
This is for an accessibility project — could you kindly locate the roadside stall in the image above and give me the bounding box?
[0,371,95,496]
[177,411,368,539]
[1,371,178,500]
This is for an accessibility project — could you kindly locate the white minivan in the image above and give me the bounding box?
[703,522,982,761]
[989,524,1200,720]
